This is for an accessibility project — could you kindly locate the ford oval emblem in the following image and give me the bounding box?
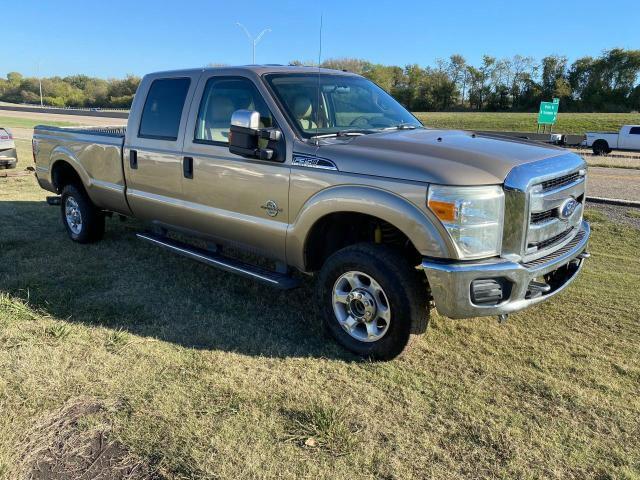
[559,198,579,219]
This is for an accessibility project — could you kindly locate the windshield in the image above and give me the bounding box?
[265,73,422,138]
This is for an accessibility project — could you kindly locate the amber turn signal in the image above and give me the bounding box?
[428,199,456,222]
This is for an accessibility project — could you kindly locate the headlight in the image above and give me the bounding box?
[427,185,504,259]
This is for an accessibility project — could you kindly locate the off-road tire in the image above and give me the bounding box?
[60,184,105,243]
[317,243,429,360]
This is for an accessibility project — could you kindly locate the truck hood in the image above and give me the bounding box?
[316,129,568,185]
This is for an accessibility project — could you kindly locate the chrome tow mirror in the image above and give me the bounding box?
[229,109,282,161]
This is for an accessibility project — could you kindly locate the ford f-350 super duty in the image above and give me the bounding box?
[33,66,590,359]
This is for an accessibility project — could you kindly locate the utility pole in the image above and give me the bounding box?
[235,23,271,64]
[36,61,43,106]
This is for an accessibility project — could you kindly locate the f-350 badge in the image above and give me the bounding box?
[261,200,282,217]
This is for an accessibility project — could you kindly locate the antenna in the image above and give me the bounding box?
[235,23,272,64]
[314,14,323,147]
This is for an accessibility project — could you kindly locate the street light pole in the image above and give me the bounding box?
[235,23,271,64]
[36,61,43,106]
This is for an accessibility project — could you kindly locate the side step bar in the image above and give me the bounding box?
[137,233,300,290]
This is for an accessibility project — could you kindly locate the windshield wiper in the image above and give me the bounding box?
[310,129,374,140]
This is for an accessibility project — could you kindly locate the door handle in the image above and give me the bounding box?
[130,150,138,169]
[183,156,193,179]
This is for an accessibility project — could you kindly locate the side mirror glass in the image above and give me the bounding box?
[229,109,282,161]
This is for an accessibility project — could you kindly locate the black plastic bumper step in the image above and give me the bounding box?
[137,233,300,290]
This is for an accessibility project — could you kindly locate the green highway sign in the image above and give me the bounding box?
[537,98,560,125]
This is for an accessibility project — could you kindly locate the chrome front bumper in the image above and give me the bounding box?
[421,221,590,319]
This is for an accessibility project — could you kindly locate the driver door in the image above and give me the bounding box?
[179,74,290,261]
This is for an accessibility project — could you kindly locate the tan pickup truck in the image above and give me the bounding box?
[33,66,590,359]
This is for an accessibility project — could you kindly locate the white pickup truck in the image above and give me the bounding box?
[585,125,640,155]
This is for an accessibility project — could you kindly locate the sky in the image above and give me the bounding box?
[3,0,639,79]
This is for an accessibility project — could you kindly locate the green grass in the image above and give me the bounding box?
[5,111,639,136]
[416,112,640,135]
[1,177,640,479]
[12,139,32,166]
[0,115,78,130]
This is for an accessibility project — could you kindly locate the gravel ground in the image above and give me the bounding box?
[586,201,640,229]
[587,167,640,202]
[569,147,640,160]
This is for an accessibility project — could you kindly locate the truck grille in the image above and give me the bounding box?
[521,228,587,268]
[530,208,556,224]
[540,171,581,191]
[529,227,574,250]
[524,169,585,261]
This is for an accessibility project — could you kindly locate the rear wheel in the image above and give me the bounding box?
[592,140,610,155]
[317,243,429,360]
[60,184,105,243]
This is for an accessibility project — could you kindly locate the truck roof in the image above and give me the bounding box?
[146,65,360,77]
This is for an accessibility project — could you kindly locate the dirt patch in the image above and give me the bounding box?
[14,398,160,480]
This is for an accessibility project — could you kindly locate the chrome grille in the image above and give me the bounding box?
[530,208,556,224]
[529,227,574,250]
[521,229,587,268]
[540,172,581,191]
[525,170,585,261]
[502,153,588,263]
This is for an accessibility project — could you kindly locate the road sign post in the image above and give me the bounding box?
[537,98,560,133]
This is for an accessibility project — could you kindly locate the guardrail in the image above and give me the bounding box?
[473,130,585,147]
[0,103,129,119]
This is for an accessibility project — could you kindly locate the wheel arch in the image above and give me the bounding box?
[287,185,454,272]
[50,147,91,193]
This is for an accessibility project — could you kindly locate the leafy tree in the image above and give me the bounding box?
[1,49,639,112]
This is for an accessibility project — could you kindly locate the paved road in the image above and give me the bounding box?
[587,167,640,202]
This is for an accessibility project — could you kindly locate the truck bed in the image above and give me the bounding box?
[585,131,619,148]
[35,124,127,137]
[33,124,131,215]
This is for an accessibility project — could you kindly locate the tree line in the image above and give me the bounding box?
[311,48,640,112]
[1,48,639,112]
[0,72,140,108]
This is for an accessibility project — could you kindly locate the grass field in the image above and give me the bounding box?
[3,110,640,135]
[416,112,640,134]
[0,115,77,130]
[1,175,639,479]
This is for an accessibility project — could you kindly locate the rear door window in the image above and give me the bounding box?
[629,127,640,135]
[139,78,191,140]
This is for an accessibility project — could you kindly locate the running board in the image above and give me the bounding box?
[137,233,300,290]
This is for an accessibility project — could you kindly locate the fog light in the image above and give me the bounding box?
[471,279,505,306]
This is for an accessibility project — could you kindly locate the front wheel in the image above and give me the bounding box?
[317,244,429,360]
[60,184,105,243]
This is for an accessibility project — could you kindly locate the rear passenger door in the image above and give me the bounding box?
[179,74,290,261]
[124,72,200,226]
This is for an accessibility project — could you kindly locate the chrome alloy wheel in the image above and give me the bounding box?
[332,271,391,342]
[64,196,83,235]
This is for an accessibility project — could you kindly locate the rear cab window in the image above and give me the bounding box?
[138,78,191,140]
